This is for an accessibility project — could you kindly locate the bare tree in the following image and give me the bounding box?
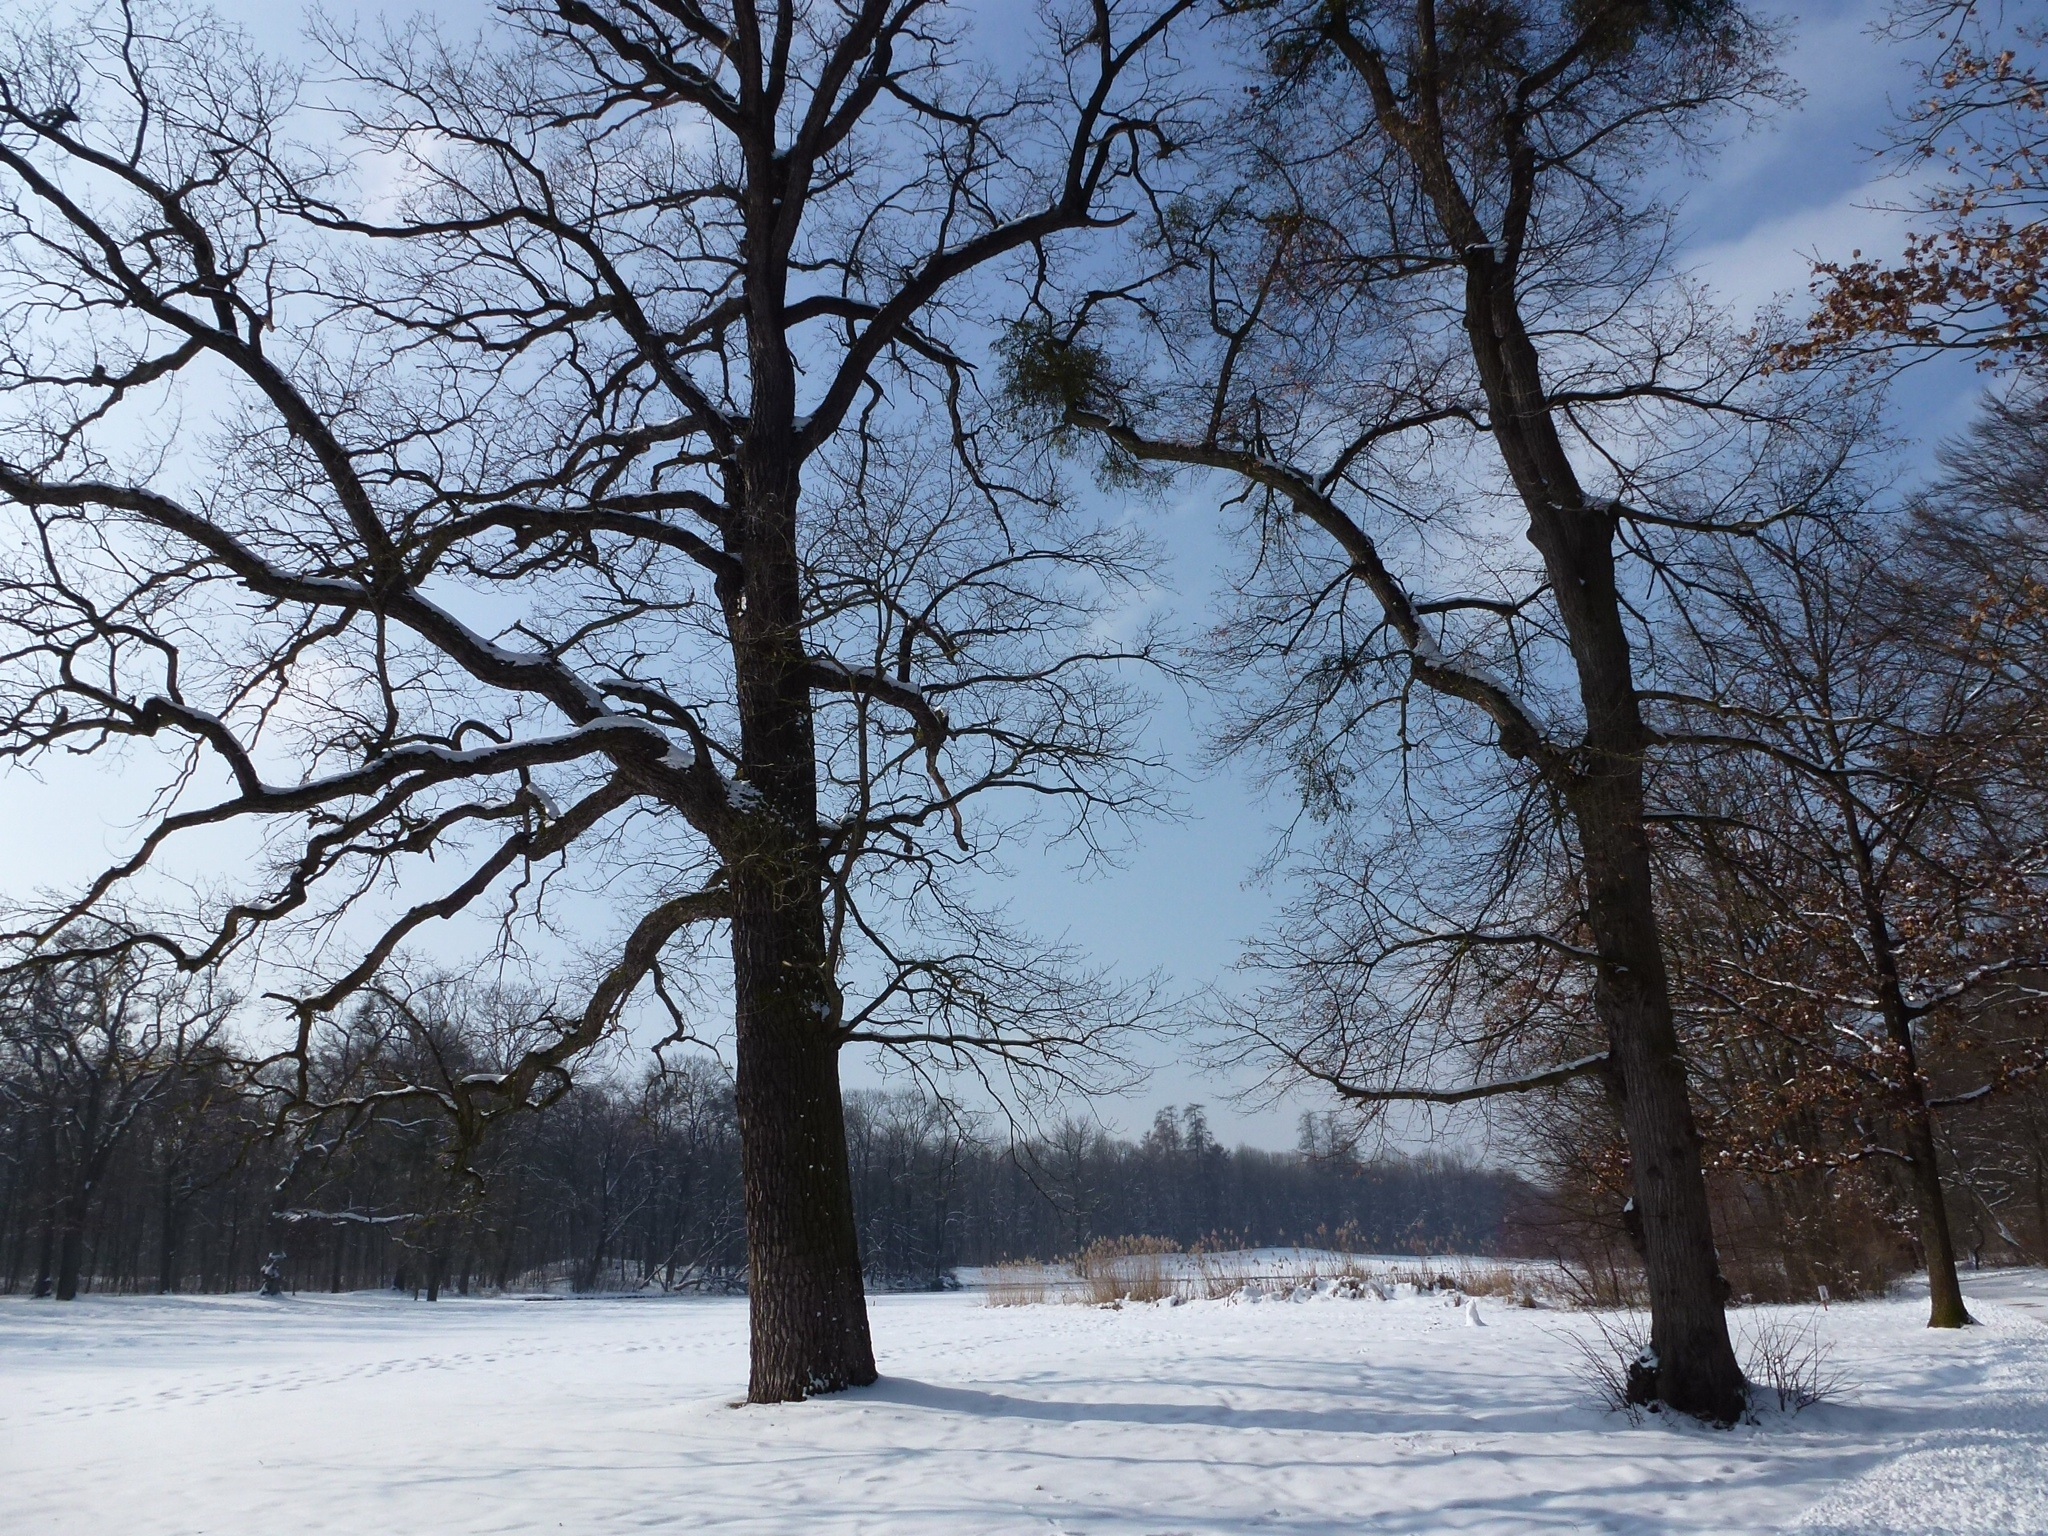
[1866,395,2048,1262]
[0,952,230,1299]
[1004,0,1852,1421]
[0,0,1190,1397]
[1651,504,2048,1325]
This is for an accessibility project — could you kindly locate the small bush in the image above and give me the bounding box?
[1191,1249,1246,1300]
[1554,1259,1649,1310]
[1457,1263,1515,1297]
[1568,1306,1845,1422]
[1735,1309,1844,1414]
[1563,1310,1659,1422]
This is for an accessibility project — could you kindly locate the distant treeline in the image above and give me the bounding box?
[0,1027,1530,1298]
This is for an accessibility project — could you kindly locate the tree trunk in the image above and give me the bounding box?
[1579,817,1748,1420]
[53,1189,85,1301]
[730,867,876,1401]
[1459,249,1746,1423]
[31,1206,56,1299]
[1889,1050,1970,1323]
[1839,797,1974,1329]
[156,1194,183,1295]
[2033,1131,2048,1259]
[1904,1112,1971,1326]
[724,433,877,1401]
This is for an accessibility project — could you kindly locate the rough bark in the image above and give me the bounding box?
[728,820,875,1397]
[1458,245,1747,1422]
[731,927,876,1400]
[1580,807,1747,1418]
[726,430,876,1400]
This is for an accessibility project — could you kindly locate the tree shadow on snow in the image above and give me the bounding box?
[866,1374,1608,1438]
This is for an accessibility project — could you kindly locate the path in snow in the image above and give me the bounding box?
[1,1272,2043,1535]
[1791,1268,2048,1536]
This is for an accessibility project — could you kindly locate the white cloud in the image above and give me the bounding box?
[1684,171,1923,320]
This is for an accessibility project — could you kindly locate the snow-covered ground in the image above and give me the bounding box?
[2,1269,2044,1535]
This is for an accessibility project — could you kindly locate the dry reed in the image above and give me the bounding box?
[1071,1236,1181,1304]
[983,1264,1051,1307]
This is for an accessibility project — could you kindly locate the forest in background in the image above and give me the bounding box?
[5,963,2042,1305]
[0,1014,1529,1299]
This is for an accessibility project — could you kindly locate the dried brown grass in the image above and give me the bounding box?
[1553,1259,1650,1311]
[1071,1236,1181,1304]
[1190,1249,1250,1300]
[983,1264,1051,1307]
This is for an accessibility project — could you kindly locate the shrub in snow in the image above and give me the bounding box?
[1564,1311,1659,1421]
[982,1266,1051,1307]
[1570,1306,1845,1423]
[1735,1310,1844,1415]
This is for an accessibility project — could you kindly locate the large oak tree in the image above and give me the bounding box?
[0,0,1190,1398]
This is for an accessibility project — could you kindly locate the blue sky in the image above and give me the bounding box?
[0,0,1994,1151]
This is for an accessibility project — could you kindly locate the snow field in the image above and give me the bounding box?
[1,1268,2044,1535]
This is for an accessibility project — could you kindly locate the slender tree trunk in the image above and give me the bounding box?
[1838,797,1974,1328]
[1875,1001,1971,1327]
[156,1192,182,1294]
[223,1201,241,1293]
[1459,253,1746,1423]
[1577,807,1746,1418]
[31,1204,56,1299]
[2033,1131,2048,1258]
[578,1206,605,1294]
[1302,51,1748,1409]
[1902,1108,1971,1326]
